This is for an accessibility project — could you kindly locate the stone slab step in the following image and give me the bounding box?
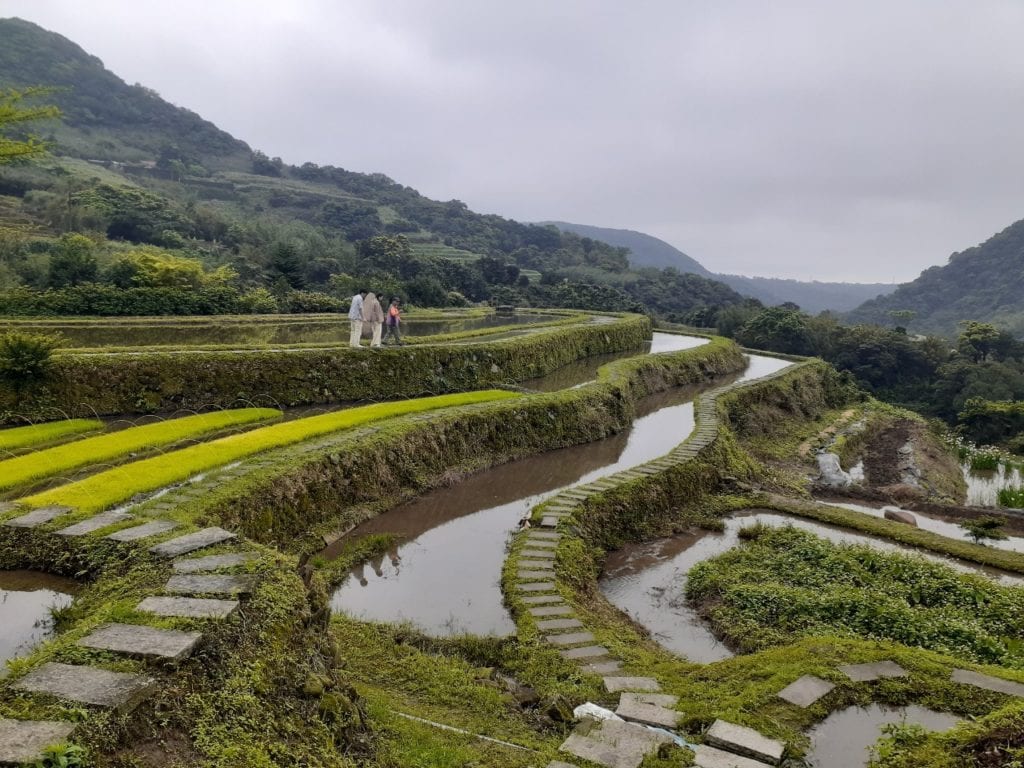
[519,559,554,570]
[540,516,560,528]
[137,595,239,619]
[172,552,258,573]
[583,659,623,675]
[777,675,835,707]
[518,569,554,580]
[615,698,679,729]
[149,527,236,557]
[705,720,785,765]
[106,519,179,542]
[693,744,774,768]
[546,631,596,646]
[529,605,574,617]
[164,574,256,596]
[0,719,77,764]
[3,506,73,528]
[523,539,558,550]
[525,531,560,541]
[558,733,620,768]
[520,549,556,559]
[13,663,155,710]
[560,645,609,660]
[560,718,674,768]
[951,668,1024,697]
[603,676,661,693]
[536,618,584,631]
[839,660,908,682]
[56,511,133,536]
[519,594,565,605]
[517,581,557,592]
[77,623,202,661]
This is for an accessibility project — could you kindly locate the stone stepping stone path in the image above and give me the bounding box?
[560,645,610,661]
[13,662,155,711]
[518,581,557,592]
[536,618,584,631]
[693,744,775,768]
[529,605,574,617]
[839,660,907,682]
[2,505,73,528]
[615,692,680,729]
[172,552,258,572]
[951,668,1024,697]
[150,527,236,557]
[164,573,256,596]
[137,595,239,619]
[0,719,77,764]
[78,623,202,661]
[776,674,835,707]
[519,593,565,605]
[545,631,596,646]
[583,659,622,675]
[106,519,179,542]
[520,549,555,559]
[560,717,674,768]
[705,720,784,766]
[56,510,133,536]
[518,569,554,580]
[603,676,661,693]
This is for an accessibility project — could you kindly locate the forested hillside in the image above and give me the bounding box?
[0,18,748,320]
[848,218,1024,337]
[548,220,895,313]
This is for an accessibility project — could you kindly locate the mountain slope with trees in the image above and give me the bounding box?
[0,17,748,321]
[548,220,895,313]
[847,218,1024,338]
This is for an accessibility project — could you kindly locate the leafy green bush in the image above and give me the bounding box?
[0,408,280,492]
[24,390,519,512]
[970,449,1003,471]
[998,489,1024,509]
[0,418,102,452]
[0,330,62,392]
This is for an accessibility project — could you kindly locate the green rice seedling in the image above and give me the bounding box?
[0,419,103,453]
[24,390,519,513]
[0,408,281,493]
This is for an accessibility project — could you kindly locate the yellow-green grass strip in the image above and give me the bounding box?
[0,418,103,453]
[23,390,520,513]
[0,408,282,493]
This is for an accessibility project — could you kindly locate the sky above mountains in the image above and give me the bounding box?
[5,1,1024,282]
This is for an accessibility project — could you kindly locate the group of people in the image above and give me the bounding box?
[348,290,403,348]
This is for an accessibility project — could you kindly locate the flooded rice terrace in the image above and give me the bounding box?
[327,335,790,635]
[0,570,78,668]
[963,461,1023,507]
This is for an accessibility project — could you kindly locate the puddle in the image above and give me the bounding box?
[0,570,78,667]
[964,462,1023,507]
[819,499,1024,554]
[599,510,1024,663]
[806,704,959,768]
[327,341,791,636]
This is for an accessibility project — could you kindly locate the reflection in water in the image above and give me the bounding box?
[806,704,958,768]
[964,462,1023,507]
[599,510,1024,663]
[0,570,78,667]
[328,339,791,636]
[820,499,1024,553]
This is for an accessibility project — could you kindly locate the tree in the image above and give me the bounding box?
[959,516,1009,545]
[48,234,98,288]
[958,321,1002,363]
[270,242,305,288]
[0,331,62,395]
[0,87,60,164]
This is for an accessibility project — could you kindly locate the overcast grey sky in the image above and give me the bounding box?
[5,1,1024,282]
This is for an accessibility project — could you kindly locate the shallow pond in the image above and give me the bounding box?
[805,704,959,768]
[599,510,1024,663]
[964,462,1023,507]
[0,570,78,668]
[327,340,790,636]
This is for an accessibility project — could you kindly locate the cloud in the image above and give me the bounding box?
[5,0,1024,281]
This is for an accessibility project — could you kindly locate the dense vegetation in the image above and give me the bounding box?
[687,525,1024,667]
[848,217,1024,337]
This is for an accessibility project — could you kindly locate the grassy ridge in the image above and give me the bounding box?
[0,408,281,492]
[0,418,103,453]
[23,390,520,512]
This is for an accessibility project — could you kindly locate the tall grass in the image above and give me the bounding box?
[970,450,1003,471]
[998,487,1024,508]
[0,419,103,452]
[0,408,281,492]
[23,390,519,513]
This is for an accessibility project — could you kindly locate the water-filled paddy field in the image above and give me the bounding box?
[0,570,78,667]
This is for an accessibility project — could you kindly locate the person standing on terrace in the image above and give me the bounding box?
[348,289,367,348]
[383,298,404,346]
[362,290,384,348]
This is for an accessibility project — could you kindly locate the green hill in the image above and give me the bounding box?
[542,221,712,276]
[847,218,1024,337]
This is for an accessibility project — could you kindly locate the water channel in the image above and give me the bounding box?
[327,336,790,635]
[0,570,78,669]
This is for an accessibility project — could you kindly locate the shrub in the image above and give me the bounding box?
[0,330,62,393]
[997,489,1024,510]
[959,515,1010,543]
[282,290,343,313]
[237,287,280,314]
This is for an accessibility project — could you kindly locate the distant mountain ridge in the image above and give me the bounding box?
[546,221,895,313]
[847,218,1024,337]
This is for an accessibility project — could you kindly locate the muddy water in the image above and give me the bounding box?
[0,571,78,667]
[964,462,1023,507]
[819,499,1024,554]
[328,339,790,635]
[805,704,959,768]
[599,510,1024,664]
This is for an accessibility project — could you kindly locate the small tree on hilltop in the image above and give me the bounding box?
[959,515,1009,545]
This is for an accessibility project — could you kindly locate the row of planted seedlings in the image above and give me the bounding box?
[500,358,1024,766]
[0,314,725,764]
[1,310,650,422]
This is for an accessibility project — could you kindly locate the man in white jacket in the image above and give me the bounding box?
[348,290,367,348]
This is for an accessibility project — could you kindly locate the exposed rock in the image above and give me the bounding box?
[883,507,918,526]
[542,694,575,723]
